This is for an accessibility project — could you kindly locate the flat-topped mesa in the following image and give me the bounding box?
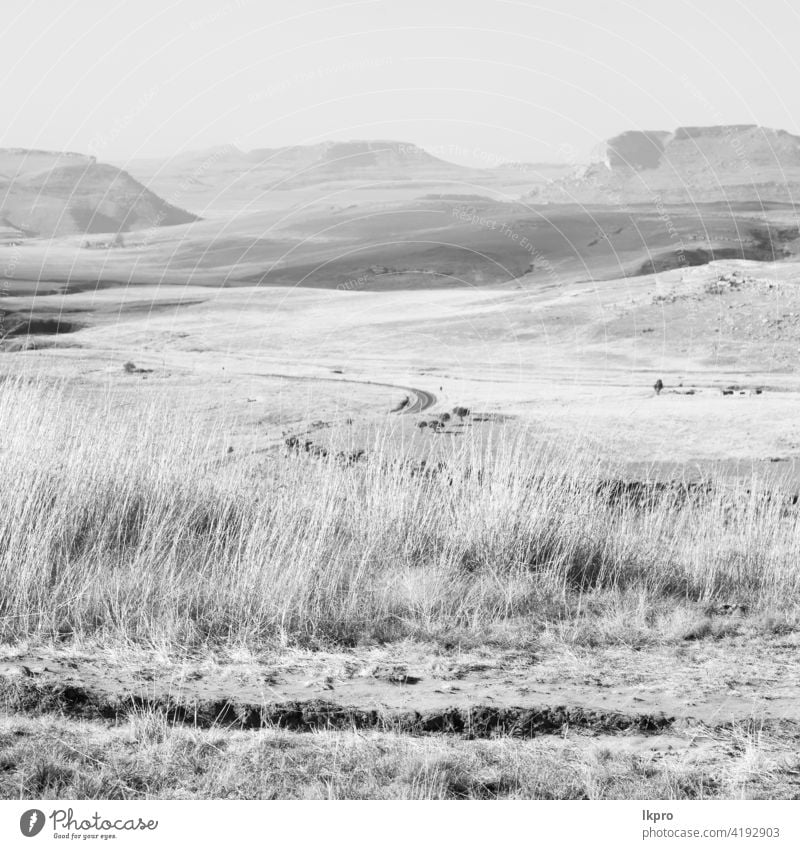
[0,148,97,176]
[0,147,95,159]
[318,139,437,165]
[672,124,760,140]
[530,124,800,204]
[0,148,198,238]
[605,125,800,172]
[245,139,467,174]
[604,131,672,171]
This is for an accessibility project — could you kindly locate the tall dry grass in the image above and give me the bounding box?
[0,376,798,650]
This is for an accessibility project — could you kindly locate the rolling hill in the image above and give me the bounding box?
[3,130,800,293]
[0,149,198,240]
[120,140,573,215]
[3,194,796,296]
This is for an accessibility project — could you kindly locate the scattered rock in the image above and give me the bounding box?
[122,361,153,375]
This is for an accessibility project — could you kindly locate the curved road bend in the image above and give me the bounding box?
[402,387,436,414]
[238,369,436,414]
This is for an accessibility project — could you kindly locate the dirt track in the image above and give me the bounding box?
[402,387,437,414]
[2,636,797,737]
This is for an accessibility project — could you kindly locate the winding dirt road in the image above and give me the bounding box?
[402,387,436,414]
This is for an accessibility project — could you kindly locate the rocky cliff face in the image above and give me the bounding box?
[530,126,800,204]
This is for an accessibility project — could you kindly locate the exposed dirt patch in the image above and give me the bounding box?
[0,681,671,737]
[2,637,797,738]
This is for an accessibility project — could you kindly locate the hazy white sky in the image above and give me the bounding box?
[1,0,798,165]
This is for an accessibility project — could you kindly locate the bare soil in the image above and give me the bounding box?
[2,635,798,739]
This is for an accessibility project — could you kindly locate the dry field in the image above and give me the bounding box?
[3,190,800,799]
[0,355,799,798]
[3,0,800,806]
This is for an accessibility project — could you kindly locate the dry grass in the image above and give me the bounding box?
[0,376,799,652]
[1,713,798,800]
[2,376,800,802]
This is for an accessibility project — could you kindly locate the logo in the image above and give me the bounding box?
[19,810,45,837]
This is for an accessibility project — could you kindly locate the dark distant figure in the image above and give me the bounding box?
[654,378,664,396]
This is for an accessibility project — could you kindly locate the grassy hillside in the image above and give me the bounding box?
[0,149,198,239]
[2,197,795,293]
[1,376,798,651]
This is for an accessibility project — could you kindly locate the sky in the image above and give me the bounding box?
[1,0,798,166]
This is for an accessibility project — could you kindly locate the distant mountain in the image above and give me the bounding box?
[121,140,572,214]
[132,139,468,183]
[122,140,473,212]
[0,149,198,239]
[528,125,800,204]
[247,139,471,183]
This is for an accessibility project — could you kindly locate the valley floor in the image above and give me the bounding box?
[3,258,800,799]
[6,258,800,477]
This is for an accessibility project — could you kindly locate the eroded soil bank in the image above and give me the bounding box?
[2,635,798,737]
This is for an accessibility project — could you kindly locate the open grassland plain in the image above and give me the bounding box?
[6,258,800,475]
[1,370,800,799]
[3,207,800,799]
[1,196,797,294]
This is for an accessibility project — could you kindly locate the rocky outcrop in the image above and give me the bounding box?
[530,125,800,204]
